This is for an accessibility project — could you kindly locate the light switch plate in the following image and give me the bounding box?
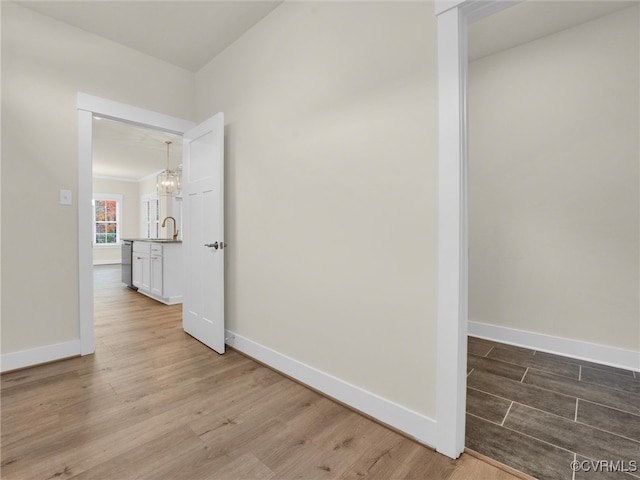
[59,189,72,205]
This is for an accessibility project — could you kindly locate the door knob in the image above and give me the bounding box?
[204,242,219,249]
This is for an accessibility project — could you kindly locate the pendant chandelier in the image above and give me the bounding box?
[157,140,181,197]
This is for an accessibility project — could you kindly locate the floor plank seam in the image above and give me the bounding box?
[472,354,539,378]
[572,418,640,445]
[468,411,578,456]
[477,351,584,382]
[517,346,634,379]
[577,377,640,396]
[466,411,504,427]
[501,402,514,427]
[468,337,640,480]
[579,397,640,417]
[522,367,637,405]
[472,366,580,407]
[501,399,579,425]
[466,386,515,405]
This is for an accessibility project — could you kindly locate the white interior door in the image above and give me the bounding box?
[182,113,225,354]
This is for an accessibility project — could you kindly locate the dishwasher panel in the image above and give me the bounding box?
[121,240,137,290]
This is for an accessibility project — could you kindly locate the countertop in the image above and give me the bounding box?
[122,238,182,243]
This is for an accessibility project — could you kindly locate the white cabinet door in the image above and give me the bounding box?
[133,253,150,292]
[150,254,163,297]
[182,113,225,354]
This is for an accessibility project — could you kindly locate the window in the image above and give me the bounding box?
[93,194,122,245]
[141,194,159,239]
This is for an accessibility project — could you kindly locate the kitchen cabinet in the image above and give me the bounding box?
[132,242,150,293]
[131,241,182,305]
[150,251,163,297]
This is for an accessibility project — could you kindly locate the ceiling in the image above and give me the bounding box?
[469,0,637,61]
[92,118,182,181]
[16,0,635,181]
[17,0,635,71]
[16,1,283,72]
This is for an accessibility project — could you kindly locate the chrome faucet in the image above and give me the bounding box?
[161,216,178,240]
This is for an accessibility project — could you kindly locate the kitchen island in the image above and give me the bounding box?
[123,239,183,305]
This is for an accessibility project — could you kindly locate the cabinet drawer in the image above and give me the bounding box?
[133,242,151,254]
[150,243,163,255]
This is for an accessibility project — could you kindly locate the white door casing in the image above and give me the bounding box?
[77,93,195,356]
[434,0,519,460]
[182,113,225,354]
[78,95,225,355]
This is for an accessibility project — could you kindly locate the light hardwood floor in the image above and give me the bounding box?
[1,266,526,479]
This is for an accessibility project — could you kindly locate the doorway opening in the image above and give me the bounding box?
[77,93,195,356]
[435,0,639,462]
[90,117,184,349]
[91,118,183,280]
[465,2,640,477]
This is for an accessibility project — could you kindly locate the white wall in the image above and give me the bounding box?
[196,1,439,417]
[1,2,194,354]
[139,175,158,198]
[469,7,639,352]
[92,177,140,264]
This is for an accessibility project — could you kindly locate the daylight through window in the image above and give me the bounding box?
[93,195,121,244]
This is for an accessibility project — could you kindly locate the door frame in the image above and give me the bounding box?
[77,93,195,355]
[434,0,519,459]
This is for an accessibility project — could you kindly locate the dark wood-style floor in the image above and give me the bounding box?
[466,336,640,480]
[1,265,525,480]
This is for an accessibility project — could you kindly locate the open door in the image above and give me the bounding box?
[182,113,225,354]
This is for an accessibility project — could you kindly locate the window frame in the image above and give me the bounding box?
[92,193,122,247]
[141,193,159,239]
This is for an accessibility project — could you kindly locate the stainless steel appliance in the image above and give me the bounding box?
[121,240,137,290]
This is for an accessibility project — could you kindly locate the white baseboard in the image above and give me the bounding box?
[1,340,82,373]
[225,330,437,448]
[93,259,121,265]
[468,321,640,372]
